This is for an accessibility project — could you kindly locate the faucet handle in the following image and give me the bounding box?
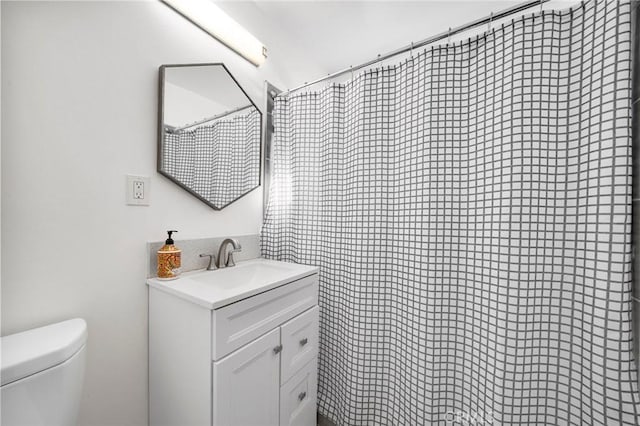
[199,253,216,271]
[225,245,242,267]
[227,240,242,266]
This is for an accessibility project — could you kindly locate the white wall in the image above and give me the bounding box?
[0,1,321,425]
[219,1,581,90]
[164,81,227,128]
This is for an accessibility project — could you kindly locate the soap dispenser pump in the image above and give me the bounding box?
[157,230,182,280]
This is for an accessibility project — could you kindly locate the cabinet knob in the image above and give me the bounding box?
[273,344,283,354]
[299,338,308,346]
[298,391,307,402]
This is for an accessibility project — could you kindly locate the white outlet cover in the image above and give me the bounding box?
[126,175,150,206]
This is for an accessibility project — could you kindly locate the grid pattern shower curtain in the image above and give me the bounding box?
[163,109,260,207]
[262,1,639,424]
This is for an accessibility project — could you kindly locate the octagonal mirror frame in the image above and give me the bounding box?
[158,63,262,210]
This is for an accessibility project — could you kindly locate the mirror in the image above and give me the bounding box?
[158,63,262,210]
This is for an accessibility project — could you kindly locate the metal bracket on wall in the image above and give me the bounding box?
[262,81,282,217]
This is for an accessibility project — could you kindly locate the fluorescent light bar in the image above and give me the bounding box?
[162,0,267,66]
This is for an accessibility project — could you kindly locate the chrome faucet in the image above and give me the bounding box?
[199,238,242,271]
[216,238,242,269]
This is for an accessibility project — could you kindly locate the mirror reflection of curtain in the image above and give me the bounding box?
[163,109,260,207]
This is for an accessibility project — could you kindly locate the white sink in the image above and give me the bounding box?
[146,258,318,309]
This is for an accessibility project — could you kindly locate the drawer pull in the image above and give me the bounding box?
[299,338,308,346]
[298,391,307,402]
[273,344,283,354]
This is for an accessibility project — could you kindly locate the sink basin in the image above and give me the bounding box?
[189,260,299,287]
[146,258,318,309]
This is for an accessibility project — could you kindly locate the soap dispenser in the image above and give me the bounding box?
[157,230,182,280]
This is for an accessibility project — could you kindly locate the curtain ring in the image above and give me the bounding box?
[447,27,451,44]
[488,12,493,31]
[410,42,414,59]
[350,65,353,80]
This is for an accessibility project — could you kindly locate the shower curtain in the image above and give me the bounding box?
[262,1,639,424]
[163,108,260,207]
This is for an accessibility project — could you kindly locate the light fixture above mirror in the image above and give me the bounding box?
[161,0,267,67]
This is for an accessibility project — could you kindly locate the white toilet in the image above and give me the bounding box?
[0,318,87,426]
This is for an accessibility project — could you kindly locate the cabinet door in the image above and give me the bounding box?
[213,328,281,426]
[279,357,318,426]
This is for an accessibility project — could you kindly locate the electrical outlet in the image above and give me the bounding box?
[134,181,144,199]
[126,175,150,206]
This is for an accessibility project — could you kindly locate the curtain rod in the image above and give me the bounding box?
[278,0,550,97]
[166,104,254,133]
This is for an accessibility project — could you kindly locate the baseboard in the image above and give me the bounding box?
[317,412,337,426]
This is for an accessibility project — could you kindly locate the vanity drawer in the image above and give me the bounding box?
[212,274,318,360]
[280,306,319,384]
[279,358,318,426]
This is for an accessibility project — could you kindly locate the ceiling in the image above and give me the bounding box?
[216,0,579,89]
[166,65,252,108]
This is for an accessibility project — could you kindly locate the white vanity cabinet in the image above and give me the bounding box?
[147,259,319,426]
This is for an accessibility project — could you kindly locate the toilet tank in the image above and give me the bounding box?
[0,318,88,426]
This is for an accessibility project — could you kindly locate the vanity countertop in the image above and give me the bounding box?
[146,258,318,309]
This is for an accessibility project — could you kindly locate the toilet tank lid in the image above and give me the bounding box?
[1,318,87,386]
